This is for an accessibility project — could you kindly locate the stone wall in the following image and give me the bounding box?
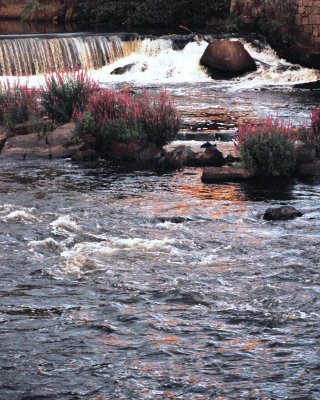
[231,0,320,67]
[295,0,320,45]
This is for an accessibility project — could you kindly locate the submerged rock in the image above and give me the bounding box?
[157,216,193,224]
[200,40,257,79]
[202,166,253,182]
[263,206,303,221]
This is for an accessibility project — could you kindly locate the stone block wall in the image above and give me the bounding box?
[295,0,320,47]
[231,0,320,67]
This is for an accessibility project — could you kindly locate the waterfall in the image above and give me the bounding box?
[0,35,140,76]
[0,33,319,87]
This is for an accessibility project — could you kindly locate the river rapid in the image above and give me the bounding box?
[0,32,320,399]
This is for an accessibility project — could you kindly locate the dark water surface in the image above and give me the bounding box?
[0,159,319,399]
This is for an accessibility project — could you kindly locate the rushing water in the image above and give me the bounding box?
[0,160,320,399]
[1,31,320,399]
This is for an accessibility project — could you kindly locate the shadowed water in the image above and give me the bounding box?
[0,159,319,399]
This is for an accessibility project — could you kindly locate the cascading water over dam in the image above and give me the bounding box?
[0,32,319,89]
[0,34,140,75]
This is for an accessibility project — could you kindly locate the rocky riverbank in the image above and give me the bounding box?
[1,122,320,183]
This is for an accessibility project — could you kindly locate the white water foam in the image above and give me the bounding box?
[235,39,320,89]
[50,215,81,235]
[1,37,318,89]
[29,237,63,253]
[57,236,178,273]
[0,204,38,223]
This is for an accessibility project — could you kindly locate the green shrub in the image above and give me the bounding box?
[237,117,297,177]
[41,69,99,124]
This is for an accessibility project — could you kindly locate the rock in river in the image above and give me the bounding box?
[110,63,135,75]
[263,206,303,221]
[200,40,257,79]
[202,166,253,182]
[157,216,193,223]
[195,145,226,167]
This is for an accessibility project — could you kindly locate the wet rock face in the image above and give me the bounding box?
[110,63,136,75]
[200,40,257,79]
[0,123,81,159]
[263,206,303,221]
[109,140,163,165]
[195,146,226,167]
[201,166,253,182]
[164,145,196,167]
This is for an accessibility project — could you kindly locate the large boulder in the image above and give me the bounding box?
[200,40,257,79]
[263,206,303,221]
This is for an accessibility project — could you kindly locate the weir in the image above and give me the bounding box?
[0,33,141,75]
[0,32,318,88]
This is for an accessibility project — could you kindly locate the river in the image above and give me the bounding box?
[0,31,320,399]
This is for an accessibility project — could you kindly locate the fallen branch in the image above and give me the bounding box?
[179,25,210,44]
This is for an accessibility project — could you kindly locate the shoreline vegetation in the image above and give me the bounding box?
[17,1,231,28]
[0,69,319,181]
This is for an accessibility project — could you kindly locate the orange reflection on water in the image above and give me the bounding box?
[178,170,245,202]
[175,169,249,219]
[217,338,263,354]
[148,334,181,346]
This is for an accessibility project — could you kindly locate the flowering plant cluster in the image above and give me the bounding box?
[236,116,297,177]
[0,70,180,152]
[41,69,99,123]
[0,80,41,129]
[74,89,181,150]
